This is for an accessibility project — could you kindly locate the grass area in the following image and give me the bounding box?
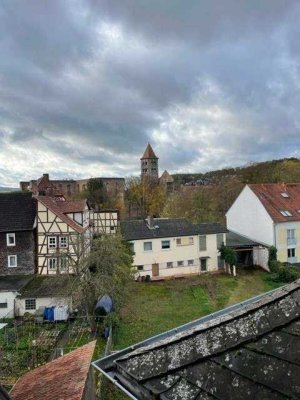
[114,268,282,350]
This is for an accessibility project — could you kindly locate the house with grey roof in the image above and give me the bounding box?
[0,192,36,276]
[14,275,73,317]
[0,275,33,318]
[120,217,227,279]
[93,279,300,399]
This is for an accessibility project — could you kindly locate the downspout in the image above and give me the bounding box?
[273,222,277,248]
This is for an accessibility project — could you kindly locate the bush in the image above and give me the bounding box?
[277,266,300,283]
[267,262,300,283]
[268,246,277,268]
[269,260,280,273]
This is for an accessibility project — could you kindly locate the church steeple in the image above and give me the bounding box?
[141,143,159,181]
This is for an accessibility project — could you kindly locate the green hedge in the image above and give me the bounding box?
[267,261,300,283]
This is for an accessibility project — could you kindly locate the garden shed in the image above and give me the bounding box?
[15,276,73,317]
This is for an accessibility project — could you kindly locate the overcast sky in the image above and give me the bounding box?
[1,1,300,186]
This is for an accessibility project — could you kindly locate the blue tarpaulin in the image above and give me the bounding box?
[44,306,55,321]
[95,295,113,314]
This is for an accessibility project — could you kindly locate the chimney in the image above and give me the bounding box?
[147,216,154,229]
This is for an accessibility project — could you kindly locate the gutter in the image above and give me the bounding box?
[92,285,285,398]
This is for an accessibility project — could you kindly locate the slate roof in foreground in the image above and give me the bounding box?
[10,341,96,400]
[93,280,300,400]
[0,192,36,232]
[121,219,227,241]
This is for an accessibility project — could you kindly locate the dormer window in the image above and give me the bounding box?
[280,192,289,198]
[280,210,292,217]
[6,233,16,246]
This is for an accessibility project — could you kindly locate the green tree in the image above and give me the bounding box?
[87,178,109,208]
[220,244,237,274]
[125,176,166,217]
[73,233,134,328]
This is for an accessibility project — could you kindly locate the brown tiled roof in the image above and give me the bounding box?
[141,143,158,159]
[36,196,87,233]
[59,199,87,213]
[10,341,96,400]
[94,281,300,399]
[249,183,300,222]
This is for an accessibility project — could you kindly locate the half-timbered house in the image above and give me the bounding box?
[90,209,119,236]
[36,195,92,275]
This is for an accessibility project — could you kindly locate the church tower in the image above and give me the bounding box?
[141,143,159,181]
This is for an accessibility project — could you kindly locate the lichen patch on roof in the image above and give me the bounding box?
[94,280,300,399]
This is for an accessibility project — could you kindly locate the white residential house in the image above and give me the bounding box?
[226,183,300,264]
[121,217,227,278]
[0,276,33,318]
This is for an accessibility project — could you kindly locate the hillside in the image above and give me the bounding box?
[172,158,300,186]
[0,187,19,193]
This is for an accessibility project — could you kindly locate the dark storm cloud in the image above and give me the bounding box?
[0,0,300,185]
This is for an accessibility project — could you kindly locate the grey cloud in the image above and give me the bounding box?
[0,0,300,185]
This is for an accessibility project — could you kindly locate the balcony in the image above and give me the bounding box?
[287,238,297,246]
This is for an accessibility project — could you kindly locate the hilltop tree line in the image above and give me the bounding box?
[76,158,300,224]
[125,158,300,224]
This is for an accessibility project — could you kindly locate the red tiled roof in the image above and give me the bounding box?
[141,143,158,159]
[10,341,96,400]
[59,199,87,213]
[36,196,87,233]
[249,183,300,222]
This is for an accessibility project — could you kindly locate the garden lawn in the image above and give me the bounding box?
[114,268,282,350]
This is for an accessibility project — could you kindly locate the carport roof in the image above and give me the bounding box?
[226,231,264,248]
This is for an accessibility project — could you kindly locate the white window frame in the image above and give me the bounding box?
[6,233,16,247]
[287,229,295,239]
[8,255,17,268]
[48,236,57,249]
[25,298,36,310]
[167,262,173,268]
[280,210,292,217]
[161,240,170,250]
[143,241,152,252]
[59,236,68,248]
[48,257,57,270]
[199,235,207,251]
[281,192,289,198]
[188,259,194,266]
[188,237,194,245]
[287,248,296,258]
[177,260,184,267]
[59,256,68,271]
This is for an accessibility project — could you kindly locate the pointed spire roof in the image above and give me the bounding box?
[160,170,174,183]
[141,143,158,159]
